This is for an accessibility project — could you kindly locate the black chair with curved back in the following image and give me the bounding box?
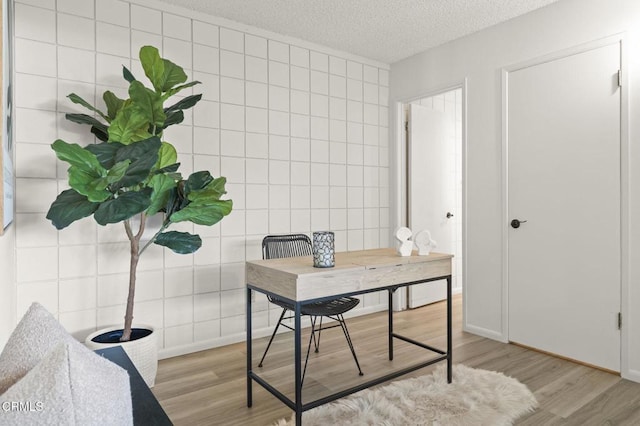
[258,234,363,384]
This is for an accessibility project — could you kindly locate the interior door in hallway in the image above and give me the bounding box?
[507,42,621,371]
[407,103,455,307]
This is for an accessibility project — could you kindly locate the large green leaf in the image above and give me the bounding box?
[93,189,152,225]
[67,93,109,121]
[138,45,190,93]
[46,189,100,230]
[164,187,180,218]
[156,163,180,174]
[185,171,213,195]
[129,80,166,129]
[52,140,105,173]
[72,160,129,201]
[66,113,109,142]
[108,103,151,144]
[176,181,189,210]
[139,46,165,93]
[146,174,176,215]
[85,141,125,169]
[113,136,162,188]
[159,59,188,92]
[154,231,202,254]
[114,136,161,163]
[169,199,232,226]
[91,126,109,142]
[162,81,199,100]
[156,142,177,170]
[122,65,136,83]
[165,172,182,180]
[65,113,109,135]
[193,177,227,200]
[162,94,202,129]
[68,166,111,202]
[162,110,184,129]
[108,160,132,183]
[165,94,202,114]
[103,90,125,120]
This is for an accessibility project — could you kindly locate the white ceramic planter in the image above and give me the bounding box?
[85,325,158,388]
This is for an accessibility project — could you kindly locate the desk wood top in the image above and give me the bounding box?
[246,248,453,301]
[337,248,453,268]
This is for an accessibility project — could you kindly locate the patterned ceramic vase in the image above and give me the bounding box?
[312,231,335,268]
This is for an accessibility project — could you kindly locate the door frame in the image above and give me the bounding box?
[501,34,630,376]
[392,80,468,312]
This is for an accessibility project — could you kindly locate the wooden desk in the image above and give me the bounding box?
[246,248,453,425]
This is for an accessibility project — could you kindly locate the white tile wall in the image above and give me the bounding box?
[17,281,59,317]
[15,39,56,77]
[59,309,97,340]
[194,265,221,293]
[193,20,218,47]
[12,0,390,355]
[58,13,95,50]
[245,34,265,58]
[164,324,193,347]
[96,0,129,26]
[15,3,56,42]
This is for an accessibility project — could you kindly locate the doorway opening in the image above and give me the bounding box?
[395,87,464,310]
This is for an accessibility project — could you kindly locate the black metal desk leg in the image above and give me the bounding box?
[447,276,452,384]
[388,289,394,361]
[246,287,253,407]
[294,302,302,425]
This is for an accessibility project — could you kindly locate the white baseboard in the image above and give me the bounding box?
[463,323,506,343]
[159,334,245,360]
[344,303,388,319]
[622,368,640,383]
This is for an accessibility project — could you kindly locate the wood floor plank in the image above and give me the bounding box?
[535,365,620,418]
[517,409,568,425]
[564,379,640,425]
[152,295,640,425]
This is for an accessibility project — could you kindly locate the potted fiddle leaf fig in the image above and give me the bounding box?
[46,46,232,386]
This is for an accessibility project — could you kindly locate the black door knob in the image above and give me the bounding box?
[511,219,527,229]
[446,212,454,219]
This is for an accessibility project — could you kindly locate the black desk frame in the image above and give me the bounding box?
[246,274,452,425]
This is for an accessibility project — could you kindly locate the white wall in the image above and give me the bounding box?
[391,0,640,380]
[5,0,391,358]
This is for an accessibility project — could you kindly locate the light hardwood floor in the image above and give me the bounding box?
[153,295,640,425]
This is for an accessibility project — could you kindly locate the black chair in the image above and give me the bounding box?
[258,234,363,384]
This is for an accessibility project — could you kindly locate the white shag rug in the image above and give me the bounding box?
[275,364,537,426]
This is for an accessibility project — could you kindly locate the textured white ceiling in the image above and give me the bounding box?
[155,0,561,64]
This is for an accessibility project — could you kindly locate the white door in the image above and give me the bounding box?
[407,103,455,308]
[507,42,621,371]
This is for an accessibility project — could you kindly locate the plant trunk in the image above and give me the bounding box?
[121,228,141,342]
